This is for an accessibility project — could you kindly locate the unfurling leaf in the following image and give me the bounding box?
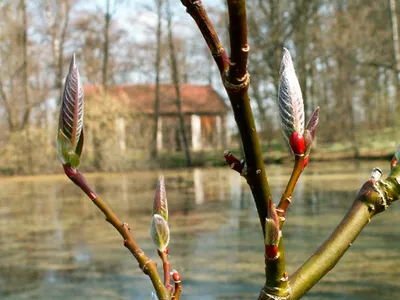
[278,48,305,155]
[57,54,84,168]
[304,107,320,156]
[265,200,281,247]
[150,214,170,252]
[152,176,168,222]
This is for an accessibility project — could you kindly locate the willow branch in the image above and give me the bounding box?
[181,0,230,74]
[277,155,305,219]
[288,166,400,299]
[63,165,171,300]
[171,271,182,299]
[225,0,272,235]
[227,0,249,82]
[158,249,173,292]
[259,236,290,300]
[182,0,272,234]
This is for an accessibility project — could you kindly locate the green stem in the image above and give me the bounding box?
[288,166,400,299]
[224,0,271,235]
[259,237,290,299]
[289,199,370,299]
[63,165,170,300]
[159,250,173,292]
[277,155,305,219]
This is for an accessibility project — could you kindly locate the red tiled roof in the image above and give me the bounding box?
[83,84,229,115]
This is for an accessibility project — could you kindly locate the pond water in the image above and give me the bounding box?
[0,161,400,300]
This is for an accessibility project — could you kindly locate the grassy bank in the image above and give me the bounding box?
[0,129,397,176]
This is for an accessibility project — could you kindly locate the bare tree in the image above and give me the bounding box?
[151,0,163,158]
[44,0,72,103]
[103,0,111,91]
[390,0,400,113]
[166,0,192,166]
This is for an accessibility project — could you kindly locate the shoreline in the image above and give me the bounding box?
[0,149,393,178]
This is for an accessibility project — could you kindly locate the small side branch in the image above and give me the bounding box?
[223,150,244,174]
[158,249,173,292]
[171,270,182,299]
[180,0,230,74]
[63,165,170,300]
[276,155,305,219]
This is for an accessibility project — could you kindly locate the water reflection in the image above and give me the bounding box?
[0,161,399,299]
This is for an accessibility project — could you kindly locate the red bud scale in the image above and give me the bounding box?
[289,131,305,155]
[265,245,279,259]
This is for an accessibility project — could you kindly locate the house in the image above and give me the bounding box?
[83,84,230,152]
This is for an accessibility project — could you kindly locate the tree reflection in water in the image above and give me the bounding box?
[0,161,400,299]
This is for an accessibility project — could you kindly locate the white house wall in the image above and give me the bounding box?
[191,114,202,150]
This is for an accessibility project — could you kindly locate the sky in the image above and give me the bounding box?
[72,0,238,130]
[77,0,221,42]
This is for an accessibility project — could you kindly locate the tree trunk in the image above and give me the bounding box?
[20,0,30,131]
[389,0,400,115]
[166,0,192,167]
[151,0,163,158]
[102,0,111,91]
[20,0,33,173]
[58,0,71,103]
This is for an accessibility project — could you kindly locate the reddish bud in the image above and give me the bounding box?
[172,271,181,282]
[289,131,305,155]
[392,145,400,168]
[223,150,244,173]
[265,245,279,259]
[391,157,397,168]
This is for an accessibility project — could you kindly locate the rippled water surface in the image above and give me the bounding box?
[1,161,400,299]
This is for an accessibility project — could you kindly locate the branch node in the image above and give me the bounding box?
[122,222,131,230]
[184,0,201,13]
[280,272,288,282]
[212,45,226,57]
[223,71,250,92]
[260,288,291,300]
[368,204,375,212]
[140,259,154,275]
[242,44,250,52]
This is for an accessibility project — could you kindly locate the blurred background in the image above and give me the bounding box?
[1,0,400,174]
[1,0,400,299]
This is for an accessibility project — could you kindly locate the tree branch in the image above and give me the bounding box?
[63,165,171,300]
[288,166,400,299]
[181,0,230,74]
[277,155,305,219]
[181,0,273,236]
[0,78,15,130]
[227,0,249,82]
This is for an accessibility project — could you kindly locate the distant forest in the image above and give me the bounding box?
[0,0,399,173]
